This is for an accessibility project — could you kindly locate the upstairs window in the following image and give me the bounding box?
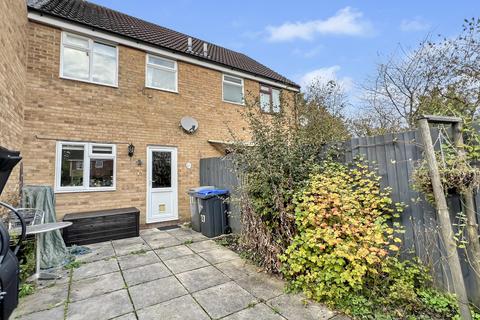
[55,142,116,193]
[260,85,281,113]
[146,54,178,92]
[223,75,244,104]
[60,32,118,86]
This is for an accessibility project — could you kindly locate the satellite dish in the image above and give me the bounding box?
[180,116,199,134]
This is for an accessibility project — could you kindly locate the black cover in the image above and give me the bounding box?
[0,147,21,196]
[0,231,19,320]
[0,147,23,319]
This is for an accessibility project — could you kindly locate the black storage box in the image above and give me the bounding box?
[196,189,230,238]
[62,207,140,245]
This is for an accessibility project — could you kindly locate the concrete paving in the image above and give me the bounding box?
[13,227,343,320]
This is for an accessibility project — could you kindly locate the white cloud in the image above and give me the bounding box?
[400,17,430,32]
[266,7,372,42]
[298,65,353,91]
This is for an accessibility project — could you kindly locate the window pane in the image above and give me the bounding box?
[92,51,116,85]
[61,145,84,187]
[224,75,242,85]
[93,42,116,57]
[92,44,116,85]
[152,152,171,188]
[148,55,175,69]
[272,89,281,113]
[65,34,89,48]
[260,92,271,112]
[89,159,114,187]
[147,67,176,91]
[223,82,243,103]
[63,47,89,80]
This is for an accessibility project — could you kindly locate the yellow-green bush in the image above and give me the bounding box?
[280,160,478,319]
[280,161,400,301]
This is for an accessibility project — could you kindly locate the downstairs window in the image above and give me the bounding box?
[55,142,116,193]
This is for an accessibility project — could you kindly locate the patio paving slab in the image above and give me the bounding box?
[174,232,208,243]
[113,241,151,256]
[198,247,239,264]
[143,236,183,249]
[215,258,258,280]
[193,281,257,319]
[112,237,146,246]
[14,305,65,320]
[128,276,188,310]
[235,273,285,300]
[13,283,68,317]
[76,242,116,263]
[155,245,194,261]
[163,253,209,274]
[69,271,125,302]
[14,227,341,320]
[177,265,230,293]
[67,289,133,320]
[222,303,286,320]
[72,258,119,281]
[267,294,335,320]
[136,295,210,320]
[117,250,160,270]
[165,228,195,237]
[186,239,218,253]
[123,262,171,286]
[139,228,163,236]
[35,267,70,287]
[112,313,137,320]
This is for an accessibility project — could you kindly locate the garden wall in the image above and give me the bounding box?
[200,129,480,303]
[0,0,28,204]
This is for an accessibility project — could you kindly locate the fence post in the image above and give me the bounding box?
[418,118,472,320]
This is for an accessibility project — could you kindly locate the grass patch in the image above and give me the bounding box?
[64,260,83,269]
[18,283,36,298]
[129,249,147,255]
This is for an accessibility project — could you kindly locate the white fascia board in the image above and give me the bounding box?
[28,11,300,92]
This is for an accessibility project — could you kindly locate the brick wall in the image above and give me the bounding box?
[24,21,295,225]
[0,0,27,205]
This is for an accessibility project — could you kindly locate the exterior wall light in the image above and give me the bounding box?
[128,143,135,157]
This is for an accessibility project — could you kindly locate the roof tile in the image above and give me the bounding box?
[27,0,299,88]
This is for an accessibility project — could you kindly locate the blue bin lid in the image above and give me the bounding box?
[195,189,229,198]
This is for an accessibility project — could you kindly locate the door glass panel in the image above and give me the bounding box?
[152,151,171,188]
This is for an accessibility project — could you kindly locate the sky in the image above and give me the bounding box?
[91,0,479,102]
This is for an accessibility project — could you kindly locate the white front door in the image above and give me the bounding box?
[146,146,178,223]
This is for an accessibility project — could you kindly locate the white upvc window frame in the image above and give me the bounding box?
[260,84,282,114]
[55,141,117,193]
[145,54,178,93]
[60,31,119,87]
[222,74,244,105]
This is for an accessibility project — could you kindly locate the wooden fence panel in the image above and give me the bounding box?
[199,128,480,302]
[199,157,241,233]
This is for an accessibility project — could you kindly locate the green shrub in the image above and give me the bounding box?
[280,161,401,302]
[280,160,479,319]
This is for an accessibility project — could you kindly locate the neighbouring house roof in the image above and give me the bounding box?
[27,0,300,89]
